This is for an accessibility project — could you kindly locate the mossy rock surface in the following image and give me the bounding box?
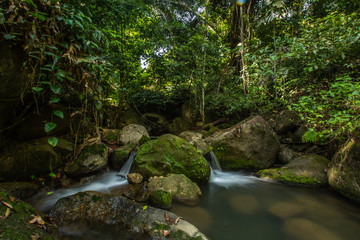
[111,144,136,170]
[148,174,202,205]
[0,182,38,200]
[328,141,360,203]
[0,192,61,240]
[206,115,280,170]
[50,191,208,240]
[67,143,108,177]
[149,189,172,209]
[132,134,210,184]
[0,137,73,180]
[256,154,330,185]
[169,117,191,136]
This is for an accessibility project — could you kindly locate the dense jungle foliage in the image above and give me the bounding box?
[0,0,359,147]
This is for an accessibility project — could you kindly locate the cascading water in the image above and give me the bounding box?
[118,151,137,178]
[32,152,138,212]
[207,151,222,171]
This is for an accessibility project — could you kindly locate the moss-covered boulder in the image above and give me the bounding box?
[179,131,211,155]
[0,137,73,180]
[132,134,210,184]
[110,144,136,170]
[0,182,38,200]
[101,128,121,144]
[67,143,108,177]
[328,141,360,203]
[0,192,61,239]
[256,154,330,185]
[205,115,280,170]
[147,174,202,206]
[120,124,150,146]
[50,191,208,240]
[149,189,172,209]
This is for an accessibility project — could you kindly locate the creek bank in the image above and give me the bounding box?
[0,192,61,240]
[256,154,330,185]
[50,191,208,240]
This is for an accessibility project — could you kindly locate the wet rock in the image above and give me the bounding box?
[229,194,259,214]
[120,184,149,202]
[149,189,172,209]
[147,174,202,205]
[127,173,143,184]
[110,144,136,170]
[328,141,360,203]
[256,154,329,185]
[67,143,108,177]
[278,145,302,164]
[0,182,38,200]
[206,115,280,170]
[0,137,73,180]
[119,124,150,145]
[0,192,61,239]
[50,191,208,240]
[268,201,305,219]
[275,110,301,135]
[133,134,210,184]
[283,218,341,240]
[179,131,210,155]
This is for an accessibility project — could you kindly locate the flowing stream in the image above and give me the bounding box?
[30,152,360,240]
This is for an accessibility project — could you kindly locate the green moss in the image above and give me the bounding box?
[150,189,172,208]
[91,195,102,202]
[257,169,321,185]
[139,135,151,145]
[0,192,60,239]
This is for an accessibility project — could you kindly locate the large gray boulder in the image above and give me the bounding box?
[256,154,330,185]
[179,131,210,155]
[119,124,150,145]
[132,134,211,184]
[67,143,108,177]
[206,115,280,170]
[328,141,360,203]
[50,191,208,240]
[147,174,202,206]
[0,137,73,180]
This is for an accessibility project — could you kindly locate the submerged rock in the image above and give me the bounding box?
[206,115,280,170]
[256,154,329,185]
[0,192,61,239]
[132,134,210,184]
[50,191,208,240]
[0,182,38,200]
[67,143,108,177]
[147,174,202,206]
[0,137,73,180]
[328,141,360,203]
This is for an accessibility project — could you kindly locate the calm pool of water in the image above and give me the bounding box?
[171,170,360,240]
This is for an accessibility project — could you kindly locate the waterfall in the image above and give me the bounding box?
[206,151,222,171]
[118,151,137,178]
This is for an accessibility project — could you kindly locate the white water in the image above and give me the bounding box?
[32,152,138,212]
[210,170,258,188]
[118,151,136,177]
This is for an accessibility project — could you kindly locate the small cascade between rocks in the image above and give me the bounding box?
[118,151,137,178]
[207,151,222,171]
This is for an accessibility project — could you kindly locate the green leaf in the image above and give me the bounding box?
[49,97,61,104]
[143,205,148,210]
[32,87,43,93]
[95,100,103,110]
[48,137,58,147]
[47,192,53,195]
[50,85,61,94]
[49,172,57,178]
[4,34,16,40]
[54,110,64,119]
[23,0,38,9]
[44,122,57,133]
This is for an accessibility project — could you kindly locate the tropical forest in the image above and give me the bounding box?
[0,0,360,239]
